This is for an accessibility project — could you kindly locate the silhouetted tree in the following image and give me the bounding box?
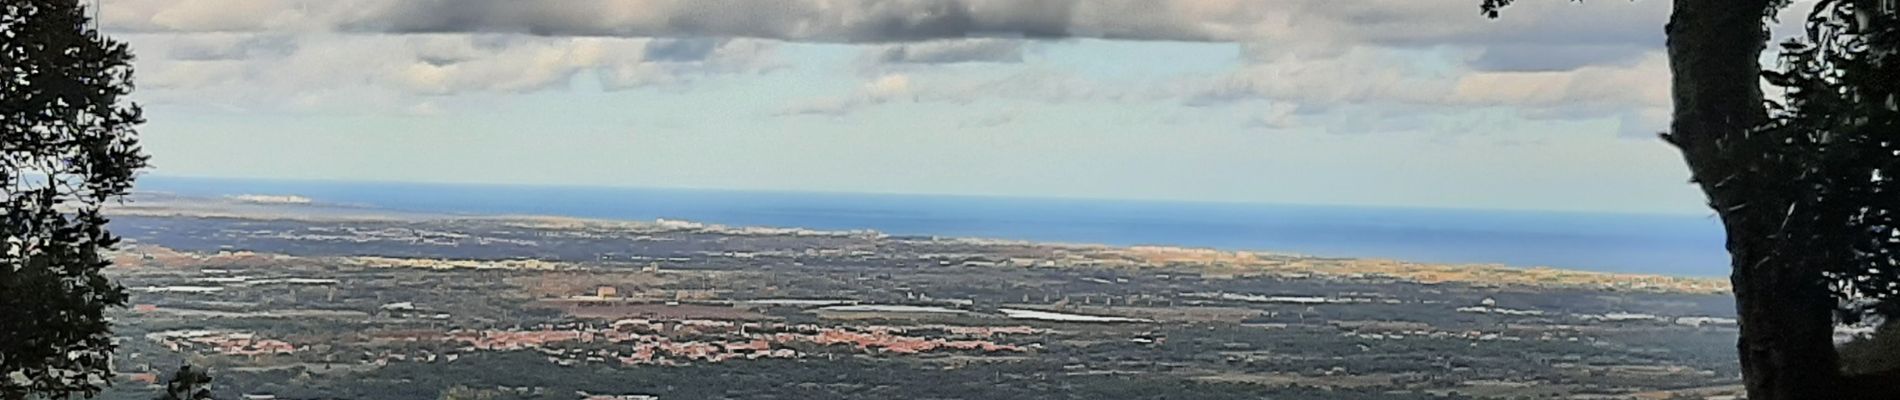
[1485,1,1896,398]
[155,366,213,400]
[0,0,148,399]
[1762,0,1900,325]
[1756,1,1900,392]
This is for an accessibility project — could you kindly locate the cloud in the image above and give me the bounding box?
[1174,46,1671,131]
[104,0,1680,127]
[870,39,1025,64]
[782,74,917,116]
[1467,44,1650,72]
[1447,54,1669,108]
[104,0,316,32]
[105,0,1662,50]
[782,69,1162,116]
[1182,49,1458,107]
[127,33,779,111]
[160,33,297,60]
[402,100,446,117]
[865,74,915,97]
[1247,102,1302,130]
[642,38,723,62]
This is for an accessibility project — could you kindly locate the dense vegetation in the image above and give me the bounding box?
[1,0,147,398]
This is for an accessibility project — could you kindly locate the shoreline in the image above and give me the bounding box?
[104,193,1733,295]
[114,184,1730,277]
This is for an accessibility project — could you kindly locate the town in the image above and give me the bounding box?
[94,195,1746,399]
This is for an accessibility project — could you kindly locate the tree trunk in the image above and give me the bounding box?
[1665,0,1848,398]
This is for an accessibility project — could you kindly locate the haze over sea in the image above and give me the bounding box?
[138,176,1728,277]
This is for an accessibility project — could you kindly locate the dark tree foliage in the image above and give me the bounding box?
[1485,0,1900,397]
[1480,0,1796,20]
[0,0,148,399]
[155,366,213,400]
[1758,0,1900,326]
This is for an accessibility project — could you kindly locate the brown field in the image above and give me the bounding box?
[811,310,988,322]
[507,272,674,298]
[1627,384,1745,400]
[533,300,770,320]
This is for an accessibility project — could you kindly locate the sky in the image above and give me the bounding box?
[97,0,1806,215]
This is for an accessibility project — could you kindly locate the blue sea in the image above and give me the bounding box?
[135,176,1730,277]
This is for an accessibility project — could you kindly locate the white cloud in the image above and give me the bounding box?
[868,38,1025,64]
[790,43,1672,136]
[127,33,778,111]
[103,0,1662,51]
[781,68,1166,116]
[1173,47,1672,132]
[1249,102,1301,130]
[782,73,917,115]
[866,74,914,98]
[103,0,1683,129]
[1448,53,1669,108]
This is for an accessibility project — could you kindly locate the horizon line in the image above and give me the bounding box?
[136,173,1720,219]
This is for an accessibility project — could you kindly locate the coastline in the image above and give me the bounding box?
[104,193,1732,295]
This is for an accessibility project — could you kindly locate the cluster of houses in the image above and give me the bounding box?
[147,330,297,357]
[360,319,1037,367]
